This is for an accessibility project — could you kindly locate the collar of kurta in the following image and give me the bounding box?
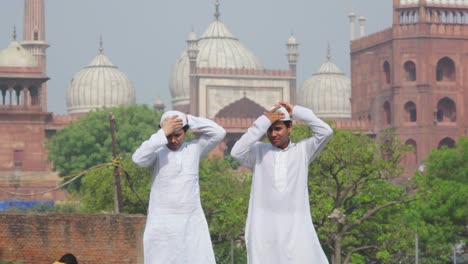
[274,140,293,151]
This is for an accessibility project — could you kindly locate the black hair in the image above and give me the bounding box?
[284,120,292,128]
[59,253,78,264]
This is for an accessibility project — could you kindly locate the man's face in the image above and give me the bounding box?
[166,129,186,151]
[267,121,291,149]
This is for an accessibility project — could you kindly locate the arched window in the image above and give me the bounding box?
[383,61,391,84]
[438,137,455,149]
[404,61,416,81]
[403,139,418,165]
[383,101,391,125]
[436,97,457,122]
[436,57,456,81]
[404,101,417,122]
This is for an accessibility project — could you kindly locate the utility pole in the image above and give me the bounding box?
[109,112,123,213]
[415,233,419,264]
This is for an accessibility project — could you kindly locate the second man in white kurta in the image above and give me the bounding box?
[231,102,333,264]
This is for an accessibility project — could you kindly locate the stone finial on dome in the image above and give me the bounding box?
[99,34,104,54]
[12,25,17,41]
[214,0,220,20]
[326,43,331,61]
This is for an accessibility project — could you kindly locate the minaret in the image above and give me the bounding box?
[22,0,49,112]
[287,33,299,104]
[187,30,199,115]
[214,0,220,20]
[22,0,49,72]
[358,15,366,38]
[349,10,356,41]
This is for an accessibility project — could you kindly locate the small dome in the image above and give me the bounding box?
[287,34,297,45]
[169,19,263,108]
[187,31,198,41]
[153,98,165,111]
[300,50,351,119]
[0,40,37,67]
[66,50,136,114]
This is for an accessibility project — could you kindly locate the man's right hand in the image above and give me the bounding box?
[264,106,285,124]
[161,115,183,136]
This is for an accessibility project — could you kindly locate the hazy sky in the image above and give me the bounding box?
[0,0,392,114]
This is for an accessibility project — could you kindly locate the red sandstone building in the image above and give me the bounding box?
[348,0,468,173]
[0,1,71,202]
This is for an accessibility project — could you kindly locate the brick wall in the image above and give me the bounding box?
[0,212,146,264]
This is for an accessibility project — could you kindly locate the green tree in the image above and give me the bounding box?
[199,156,251,264]
[79,155,151,214]
[46,105,162,191]
[409,137,468,262]
[292,125,413,264]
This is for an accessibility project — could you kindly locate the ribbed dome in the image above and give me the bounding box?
[300,51,351,119]
[0,40,37,67]
[169,19,263,108]
[66,49,136,114]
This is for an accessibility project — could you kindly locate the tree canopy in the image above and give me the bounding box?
[46,105,162,190]
[292,125,414,264]
[409,136,468,262]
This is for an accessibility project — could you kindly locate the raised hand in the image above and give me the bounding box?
[264,106,285,124]
[161,115,184,136]
[277,101,294,117]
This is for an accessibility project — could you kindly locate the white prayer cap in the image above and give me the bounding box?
[160,110,187,127]
[272,106,291,121]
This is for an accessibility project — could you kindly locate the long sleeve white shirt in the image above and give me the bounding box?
[231,105,333,264]
[132,115,226,264]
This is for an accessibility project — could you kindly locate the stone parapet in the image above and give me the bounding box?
[197,67,292,78]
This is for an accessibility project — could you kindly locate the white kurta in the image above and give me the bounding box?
[132,115,226,264]
[231,106,333,264]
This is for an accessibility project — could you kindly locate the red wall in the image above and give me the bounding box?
[0,213,146,264]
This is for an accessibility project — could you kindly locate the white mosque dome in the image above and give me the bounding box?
[0,39,37,68]
[66,46,136,114]
[169,15,263,108]
[300,49,351,119]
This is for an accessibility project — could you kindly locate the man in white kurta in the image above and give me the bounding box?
[132,111,226,264]
[231,102,333,264]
